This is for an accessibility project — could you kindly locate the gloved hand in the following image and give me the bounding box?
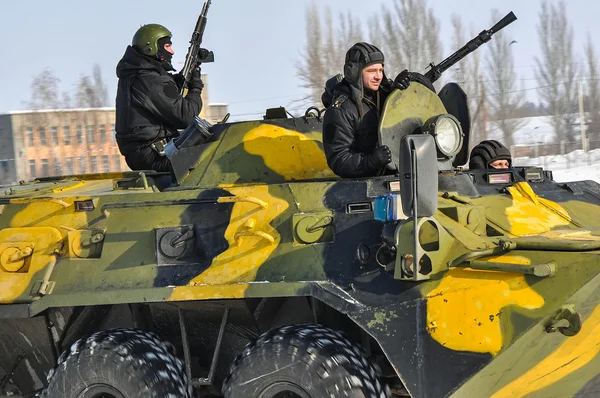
[394,69,411,90]
[409,71,437,93]
[366,145,392,170]
[189,66,204,92]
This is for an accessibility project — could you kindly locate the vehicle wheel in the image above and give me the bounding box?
[43,328,190,398]
[222,323,390,398]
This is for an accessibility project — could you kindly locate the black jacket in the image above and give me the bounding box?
[115,46,202,156]
[322,79,394,178]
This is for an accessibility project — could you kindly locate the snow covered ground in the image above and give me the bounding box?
[513,148,600,184]
[480,114,600,183]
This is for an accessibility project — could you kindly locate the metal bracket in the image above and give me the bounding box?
[0,353,24,393]
[178,306,231,390]
[155,225,201,266]
[545,305,581,336]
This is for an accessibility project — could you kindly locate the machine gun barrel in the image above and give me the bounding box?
[424,11,517,83]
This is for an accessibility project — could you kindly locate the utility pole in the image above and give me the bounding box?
[481,75,488,141]
[578,75,588,152]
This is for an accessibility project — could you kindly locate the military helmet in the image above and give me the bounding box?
[132,24,173,57]
[468,140,512,169]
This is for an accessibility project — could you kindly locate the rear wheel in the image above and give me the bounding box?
[43,328,190,398]
[222,324,390,398]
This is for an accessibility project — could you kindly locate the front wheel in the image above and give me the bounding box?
[43,328,190,398]
[222,323,390,398]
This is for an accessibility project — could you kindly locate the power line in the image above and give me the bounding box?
[227,94,305,105]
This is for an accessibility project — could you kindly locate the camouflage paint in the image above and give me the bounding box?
[425,267,545,355]
[242,124,336,180]
[504,182,572,235]
[493,304,600,397]
[169,184,289,300]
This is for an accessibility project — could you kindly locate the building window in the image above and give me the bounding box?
[29,159,36,177]
[100,125,106,143]
[90,156,97,173]
[102,155,110,172]
[112,155,121,170]
[77,125,83,144]
[86,125,95,144]
[39,127,47,145]
[79,157,87,173]
[111,124,116,142]
[65,158,74,174]
[25,127,34,146]
[41,159,49,177]
[53,159,62,176]
[1,160,8,172]
[51,126,59,145]
[64,126,71,145]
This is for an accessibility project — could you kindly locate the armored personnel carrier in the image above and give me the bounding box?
[1,10,599,398]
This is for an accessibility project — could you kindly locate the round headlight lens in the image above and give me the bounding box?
[435,115,462,156]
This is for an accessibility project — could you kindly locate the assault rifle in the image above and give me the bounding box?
[180,0,215,94]
[424,11,517,83]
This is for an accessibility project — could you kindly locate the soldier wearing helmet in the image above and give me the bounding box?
[321,42,436,178]
[468,140,512,169]
[115,23,206,172]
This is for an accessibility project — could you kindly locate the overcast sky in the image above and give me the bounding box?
[2,0,600,121]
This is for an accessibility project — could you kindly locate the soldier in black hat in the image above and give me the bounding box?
[320,42,435,178]
[468,140,512,169]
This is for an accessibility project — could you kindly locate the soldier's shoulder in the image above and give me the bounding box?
[331,93,349,109]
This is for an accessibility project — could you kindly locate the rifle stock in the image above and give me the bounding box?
[424,11,517,83]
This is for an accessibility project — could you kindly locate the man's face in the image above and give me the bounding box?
[489,159,509,169]
[362,63,384,91]
[164,42,174,55]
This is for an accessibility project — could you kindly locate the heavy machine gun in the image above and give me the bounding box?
[424,11,517,83]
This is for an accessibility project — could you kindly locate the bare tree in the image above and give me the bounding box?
[584,33,600,147]
[368,14,384,49]
[75,75,98,108]
[74,64,109,108]
[485,9,526,149]
[93,64,109,107]
[294,3,327,106]
[377,0,442,78]
[449,14,483,148]
[534,0,578,143]
[24,68,68,177]
[27,68,63,110]
[294,2,363,107]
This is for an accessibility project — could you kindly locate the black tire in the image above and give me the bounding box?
[222,323,390,398]
[43,328,190,398]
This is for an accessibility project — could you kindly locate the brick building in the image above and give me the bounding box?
[0,74,227,185]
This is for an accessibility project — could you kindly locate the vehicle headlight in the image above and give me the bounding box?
[424,114,463,157]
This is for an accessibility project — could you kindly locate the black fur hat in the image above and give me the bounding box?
[469,140,512,169]
[343,42,385,86]
[341,42,388,116]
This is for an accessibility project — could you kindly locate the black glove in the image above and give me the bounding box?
[189,66,204,92]
[366,145,392,170]
[409,72,436,93]
[394,69,411,90]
